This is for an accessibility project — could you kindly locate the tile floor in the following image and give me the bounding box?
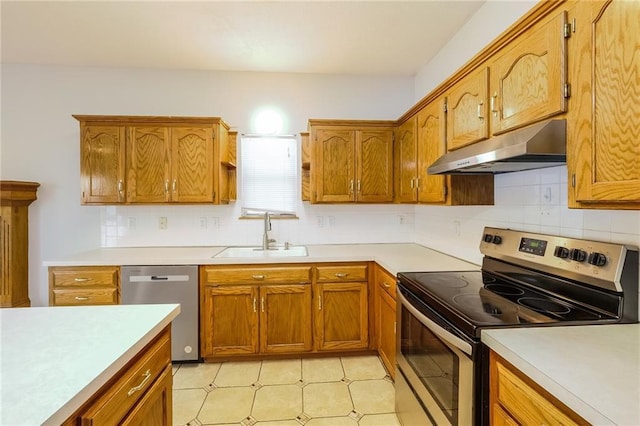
[172,355,401,426]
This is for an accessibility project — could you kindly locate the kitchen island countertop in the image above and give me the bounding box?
[482,324,640,426]
[0,304,180,425]
[42,243,480,274]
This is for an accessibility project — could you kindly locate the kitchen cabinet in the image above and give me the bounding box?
[445,67,490,151]
[74,115,233,205]
[489,10,568,135]
[314,264,369,351]
[568,0,640,209]
[79,126,126,204]
[309,120,394,203]
[49,266,120,306]
[200,265,313,358]
[394,101,494,205]
[374,265,396,378]
[63,326,172,425]
[0,181,39,308]
[489,350,588,426]
[301,131,311,201]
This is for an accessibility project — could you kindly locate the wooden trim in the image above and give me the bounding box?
[308,119,396,128]
[0,181,40,205]
[397,0,568,124]
[73,115,229,129]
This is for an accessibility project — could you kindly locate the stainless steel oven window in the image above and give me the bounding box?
[397,292,473,426]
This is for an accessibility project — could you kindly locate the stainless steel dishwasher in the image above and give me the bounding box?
[121,265,199,362]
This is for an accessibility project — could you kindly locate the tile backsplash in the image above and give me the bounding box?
[100,166,640,268]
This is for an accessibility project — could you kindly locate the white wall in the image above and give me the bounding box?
[0,64,414,306]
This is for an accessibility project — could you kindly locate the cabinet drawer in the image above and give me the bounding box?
[494,359,581,426]
[375,266,396,298]
[203,266,312,285]
[79,328,171,424]
[316,264,368,282]
[49,266,119,288]
[52,288,118,306]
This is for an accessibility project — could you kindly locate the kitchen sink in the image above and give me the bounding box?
[213,246,308,258]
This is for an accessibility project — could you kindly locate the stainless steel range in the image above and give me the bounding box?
[395,227,639,426]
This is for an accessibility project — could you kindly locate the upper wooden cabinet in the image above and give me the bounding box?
[395,99,494,205]
[74,115,233,205]
[489,10,568,135]
[309,120,394,204]
[445,67,490,151]
[568,0,640,208]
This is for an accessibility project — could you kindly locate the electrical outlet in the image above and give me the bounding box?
[199,217,207,228]
[317,216,325,228]
[159,217,168,229]
[127,217,136,229]
[453,220,461,236]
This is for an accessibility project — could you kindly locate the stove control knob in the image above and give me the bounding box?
[588,252,607,267]
[553,246,570,259]
[570,248,587,262]
[492,235,503,244]
[484,234,494,243]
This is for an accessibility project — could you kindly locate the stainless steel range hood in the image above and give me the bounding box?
[427,119,566,174]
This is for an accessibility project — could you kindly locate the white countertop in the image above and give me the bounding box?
[42,243,480,275]
[0,304,180,425]
[482,325,640,426]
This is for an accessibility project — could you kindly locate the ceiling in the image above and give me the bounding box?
[1,1,486,76]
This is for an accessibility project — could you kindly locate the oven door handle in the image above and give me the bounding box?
[399,292,473,356]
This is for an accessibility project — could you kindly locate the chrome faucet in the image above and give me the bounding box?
[262,212,276,250]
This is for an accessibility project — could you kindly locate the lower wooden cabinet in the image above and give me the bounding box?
[49,266,120,306]
[490,350,588,426]
[63,326,172,425]
[314,264,369,351]
[374,265,396,378]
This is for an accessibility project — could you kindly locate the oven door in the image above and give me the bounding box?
[396,288,475,426]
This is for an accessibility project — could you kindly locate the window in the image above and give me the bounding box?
[240,135,298,215]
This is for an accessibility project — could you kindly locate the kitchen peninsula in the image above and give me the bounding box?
[0,304,179,425]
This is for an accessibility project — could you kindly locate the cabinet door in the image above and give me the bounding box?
[201,285,259,356]
[80,125,126,204]
[120,365,172,426]
[356,129,394,202]
[570,0,640,205]
[314,282,368,351]
[395,117,418,203]
[490,11,568,135]
[416,100,447,203]
[375,282,396,379]
[314,129,356,203]
[260,284,313,353]
[127,127,171,203]
[171,127,214,202]
[446,67,489,151]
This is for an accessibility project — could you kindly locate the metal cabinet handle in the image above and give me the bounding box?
[252,275,265,281]
[172,179,177,194]
[261,297,265,313]
[491,92,498,116]
[415,177,420,188]
[164,180,169,194]
[357,180,361,192]
[410,178,414,189]
[74,296,90,301]
[335,273,348,278]
[127,369,152,396]
[383,282,391,288]
[349,179,354,194]
[74,277,90,282]
[477,101,484,120]
[117,180,124,200]
[253,297,257,313]
[318,295,322,310]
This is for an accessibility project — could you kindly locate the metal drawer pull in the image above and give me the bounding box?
[335,273,348,278]
[172,179,177,193]
[383,282,391,288]
[253,297,257,313]
[318,295,322,310]
[74,296,90,301]
[477,101,484,119]
[261,297,265,313]
[127,369,152,396]
[74,278,91,282]
[252,275,265,280]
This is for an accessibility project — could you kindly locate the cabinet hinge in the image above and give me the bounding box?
[443,185,448,197]
[443,100,448,113]
[564,83,571,99]
[563,21,574,38]
[571,174,576,188]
